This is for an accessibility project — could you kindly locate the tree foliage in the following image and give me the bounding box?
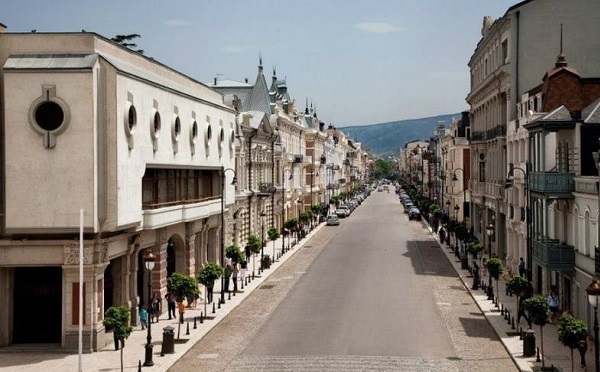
[111,34,144,54]
[372,158,397,180]
[167,272,199,303]
[197,262,223,287]
[506,276,530,297]
[103,306,133,341]
[267,227,280,241]
[225,244,244,263]
[247,234,262,254]
[486,258,503,281]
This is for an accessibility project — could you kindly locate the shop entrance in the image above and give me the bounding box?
[13,267,62,343]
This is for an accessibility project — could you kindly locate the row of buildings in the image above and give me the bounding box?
[398,0,600,332]
[0,25,370,350]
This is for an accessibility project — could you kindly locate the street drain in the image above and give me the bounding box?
[447,356,462,361]
[260,284,275,289]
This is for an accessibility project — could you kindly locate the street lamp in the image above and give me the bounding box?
[143,250,156,367]
[260,210,266,270]
[486,222,494,301]
[586,278,600,372]
[452,168,467,223]
[281,169,292,255]
[504,162,531,281]
[220,167,237,305]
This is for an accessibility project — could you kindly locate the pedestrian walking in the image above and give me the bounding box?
[240,260,247,285]
[547,285,560,324]
[518,257,526,278]
[518,284,533,328]
[166,292,176,320]
[151,292,161,323]
[224,260,232,292]
[232,261,239,292]
[139,306,148,330]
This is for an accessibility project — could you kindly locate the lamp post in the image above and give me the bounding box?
[260,210,266,270]
[452,168,467,223]
[220,167,237,305]
[143,250,156,367]
[486,222,494,301]
[281,169,291,255]
[504,163,531,281]
[586,278,600,372]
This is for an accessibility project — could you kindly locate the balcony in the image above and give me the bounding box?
[532,238,575,271]
[529,172,575,198]
[257,182,276,196]
[143,196,222,229]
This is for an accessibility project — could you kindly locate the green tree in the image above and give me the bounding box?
[506,276,531,320]
[524,295,550,368]
[111,34,144,54]
[486,257,503,300]
[167,273,199,339]
[197,262,223,287]
[267,227,280,262]
[557,314,587,372]
[247,234,262,274]
[225,244,244,263]
[103,306,133,372]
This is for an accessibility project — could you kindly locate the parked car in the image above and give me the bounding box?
[404,203,414,213]
[335,206,350,218]
[408,207,421,220]
[326,214,340,226]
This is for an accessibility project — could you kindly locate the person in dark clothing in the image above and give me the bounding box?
[166,292,176,320]
[517,284,533,328]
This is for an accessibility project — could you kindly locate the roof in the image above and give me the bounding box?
[583,97,600,124]
[4,53,99,69]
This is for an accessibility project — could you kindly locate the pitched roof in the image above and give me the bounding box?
[583,97,600,124]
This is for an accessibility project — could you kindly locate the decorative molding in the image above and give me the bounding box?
[64,243,92,265]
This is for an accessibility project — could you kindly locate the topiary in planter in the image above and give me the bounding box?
[225,244,244,263]
[197,262,223,288]
[557,314,588,371]
[523,295,550,369]
[467,242,483,258]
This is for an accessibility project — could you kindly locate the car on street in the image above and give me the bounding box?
[408,207,421,220]
[404,203,414,213]
[326,214,340,226]
[335,206,350,218]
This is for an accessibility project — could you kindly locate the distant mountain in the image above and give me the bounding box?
[339,114,460,157]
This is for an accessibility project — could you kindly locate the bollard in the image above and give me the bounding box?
[507,310,511,324]
[501,304,504,315]
[138,360,142,372]
[161,325,175,354]
[241,279,244,290]
[228,291,231,300]
[536,346,541,362]
[519,326,523,340]
[200,312,204,323]
[511,316,515,329]
[213,302,216,313]
[186,321,190,335]
[193,316,197,329]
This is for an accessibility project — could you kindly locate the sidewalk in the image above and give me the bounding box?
[0,224,324,372]
[427,223,594,372]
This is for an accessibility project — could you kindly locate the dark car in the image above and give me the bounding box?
[408,207,421,220]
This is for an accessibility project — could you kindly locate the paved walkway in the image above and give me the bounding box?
[0,218,594,371]
[0,225,323,372]
[427,223,594,372]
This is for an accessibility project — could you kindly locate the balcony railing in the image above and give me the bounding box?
[471,124,507,142]
[257,182,276,195]
[532,238,575,271]
[529,172,575,197]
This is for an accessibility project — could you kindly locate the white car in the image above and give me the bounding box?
[335,206,350,218]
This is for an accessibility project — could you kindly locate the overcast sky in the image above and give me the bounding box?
[2,0,517,126]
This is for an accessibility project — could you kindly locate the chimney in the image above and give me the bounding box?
[245,78,248,83]
[214,77,217,85]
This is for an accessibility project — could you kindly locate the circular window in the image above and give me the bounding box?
[190,120,198,145]
[128,105,137,132]
[152,111,161,138]
[174,117,181,138]
[35,101,64,131]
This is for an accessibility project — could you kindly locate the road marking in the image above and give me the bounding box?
[196,353,219,359]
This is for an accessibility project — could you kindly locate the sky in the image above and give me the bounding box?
[2,0,519,127]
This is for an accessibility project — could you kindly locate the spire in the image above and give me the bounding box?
[313,103,317,118]
[258,53,263,72]
[305,98,309,115]
[556,24,567,68]
[272,66,277,83]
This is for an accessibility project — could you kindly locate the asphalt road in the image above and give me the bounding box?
[170,190,517,372]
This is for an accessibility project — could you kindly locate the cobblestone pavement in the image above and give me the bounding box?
[170,217,517,372]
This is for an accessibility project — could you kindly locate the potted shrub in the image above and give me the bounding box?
[523,295,550,369]
[103,305,133,372]
[267,227,280,262]
[167,273,199,340]
[557,314,588,372]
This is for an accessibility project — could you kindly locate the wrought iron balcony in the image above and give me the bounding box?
[257,182,276,196]
[532,238,575,271]
[529,171,575,198]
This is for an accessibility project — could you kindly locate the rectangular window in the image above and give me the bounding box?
[72,282,86,325]
[479,161,486,182]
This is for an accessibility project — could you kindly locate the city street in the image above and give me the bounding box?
[170,190,517,372]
